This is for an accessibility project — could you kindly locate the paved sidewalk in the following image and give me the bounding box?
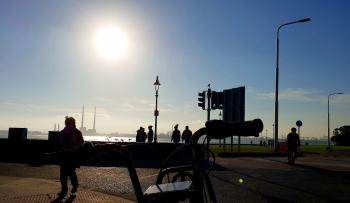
[0,176,134,203]
[0,154,349,202]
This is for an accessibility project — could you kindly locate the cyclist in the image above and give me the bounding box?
[286,127,300,164]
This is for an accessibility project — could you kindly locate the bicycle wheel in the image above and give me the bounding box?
[288,152,295,164]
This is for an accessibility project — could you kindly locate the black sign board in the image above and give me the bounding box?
[223,86,245,123]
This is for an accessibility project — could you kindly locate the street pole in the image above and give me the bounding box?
[207,84,211,121]
[328,92,343,149]
[154,90,158,143]
[274,18,311,152]
[206,84,211,160]
[272,123,274,147]
[153,76,161,143]
[266,129,268,146]
[219,111,222,147]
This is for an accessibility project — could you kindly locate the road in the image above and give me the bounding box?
[211,154,350,203]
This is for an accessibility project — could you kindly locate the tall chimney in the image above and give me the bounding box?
[81,105,84,129]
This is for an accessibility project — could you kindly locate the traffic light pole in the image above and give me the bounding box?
[207,84,211,121]
[206,85,211,160]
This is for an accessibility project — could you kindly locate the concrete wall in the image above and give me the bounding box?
[0,139,190,167]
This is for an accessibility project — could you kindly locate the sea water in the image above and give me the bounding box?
[0,132,272,144]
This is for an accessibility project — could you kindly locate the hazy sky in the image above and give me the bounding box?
[0,1,349,138]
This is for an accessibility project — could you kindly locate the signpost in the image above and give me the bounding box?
[223,87,245,152]
[296,120,303,136]
[197,86,245,152]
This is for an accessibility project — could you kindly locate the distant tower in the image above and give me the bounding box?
[79,105,86,133]
[58,124,60,131]
[81,105,85,129]
[54,123,56,131]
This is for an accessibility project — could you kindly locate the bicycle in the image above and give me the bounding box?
[287,146,301,165]
[47,118,263,203]
[147,118,263,203]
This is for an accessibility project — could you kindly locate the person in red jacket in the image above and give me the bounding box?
[58,116,84,198]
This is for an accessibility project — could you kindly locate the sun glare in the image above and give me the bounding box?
[95,26,129,60]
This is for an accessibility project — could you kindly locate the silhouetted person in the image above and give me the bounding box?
[58,116,84,199]
[287,127,300,158]
[181,126,192,144]
[171,124,181,143]
[147,125,154,143]
[136,127,143,142]
[141,127,147,142]
[136,127,147,142]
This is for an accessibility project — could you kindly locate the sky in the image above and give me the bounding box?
[0,0,350,139]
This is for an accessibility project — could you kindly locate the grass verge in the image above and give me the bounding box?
[209,144,350,155]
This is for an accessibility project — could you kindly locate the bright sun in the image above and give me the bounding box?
[95,26,129,60]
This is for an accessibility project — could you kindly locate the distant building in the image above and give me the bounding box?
[79,105,97,136]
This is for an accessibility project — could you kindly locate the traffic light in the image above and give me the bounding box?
[211,91,218,109]
[218,91,224,109]
[211,91,224,110]
[198,91,206,110]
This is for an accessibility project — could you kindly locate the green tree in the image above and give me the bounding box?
[331,125,350,146]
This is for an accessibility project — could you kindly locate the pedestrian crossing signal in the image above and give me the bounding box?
[211,91,224,110]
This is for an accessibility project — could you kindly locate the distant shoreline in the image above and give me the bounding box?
[0,133,330,144]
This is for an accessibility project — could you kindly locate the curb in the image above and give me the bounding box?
[218,152,288,157]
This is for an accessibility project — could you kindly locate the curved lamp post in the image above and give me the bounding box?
[327,92,343,149]
[274,18,311,151]
[153,76,161,143]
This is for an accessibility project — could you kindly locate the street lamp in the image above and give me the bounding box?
[219,111,222,147]
[274,18,311,151]
[265,129,268,146]
[327,92,343,149]
[153,76,161,143]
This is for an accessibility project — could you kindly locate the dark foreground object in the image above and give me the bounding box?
[1,119,263,203]
[45,119,263,203]
[0,139,186,167]
[1,154,350,203]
